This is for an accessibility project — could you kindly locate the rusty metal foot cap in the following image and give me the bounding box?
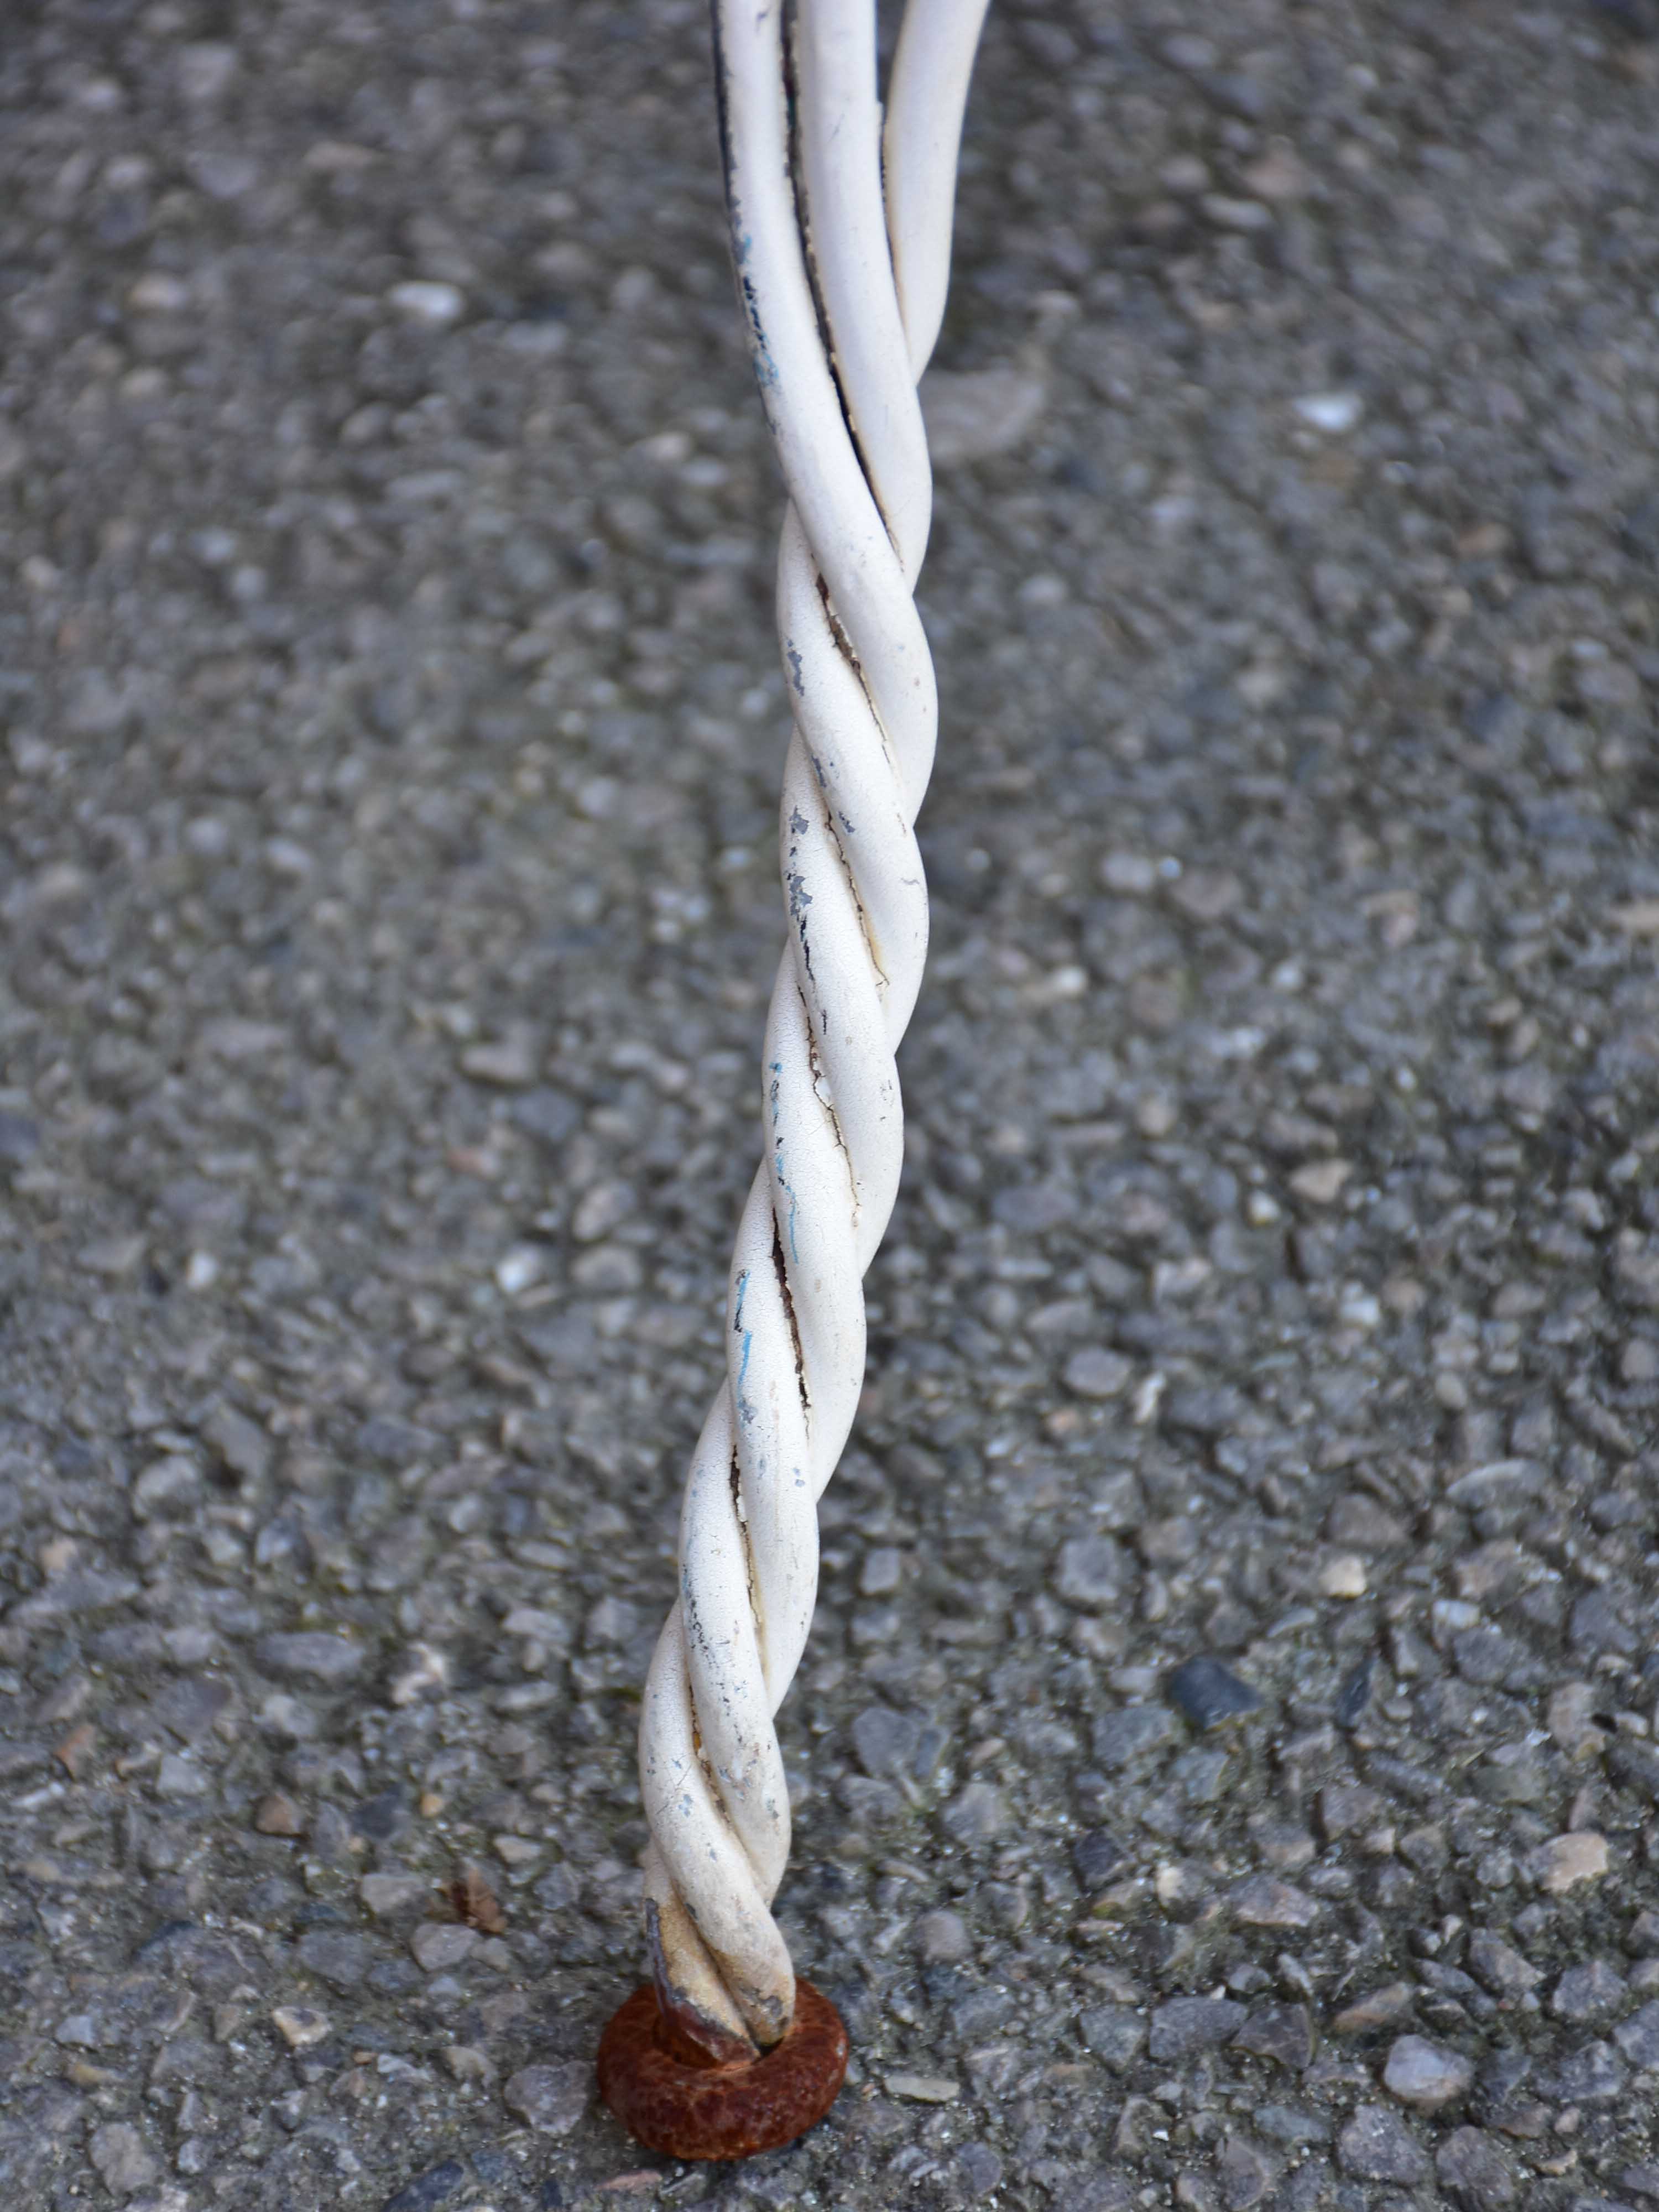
[596,1980,848,2161]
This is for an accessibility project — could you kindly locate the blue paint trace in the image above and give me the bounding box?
[767,1061,800,1261]
[733,1269,755,1416]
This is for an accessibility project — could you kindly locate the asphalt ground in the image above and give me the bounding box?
[3,1,1659,2208]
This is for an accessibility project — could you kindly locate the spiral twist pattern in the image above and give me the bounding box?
[636,0,989,2060]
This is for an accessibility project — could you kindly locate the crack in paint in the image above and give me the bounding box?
[733,1266,755,1421]
[770,1213,810,1421]
[803,1009,859,1226]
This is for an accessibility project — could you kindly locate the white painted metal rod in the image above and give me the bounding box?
[635,0,990,2061]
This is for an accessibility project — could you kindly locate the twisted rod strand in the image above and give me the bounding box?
[635,0,989,2061]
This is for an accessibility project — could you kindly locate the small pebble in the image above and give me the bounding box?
[157,1752,208,1805]
[388,279,466,327]
[272,2005,331,2049]
[1100,851,1158,894]
[1528,1830,1609,1893]
[920,364,1047,467]
[1202,192,1272,231]
[1333,1655,1375,1728]
[296,1928,372,1992]
[1382,2033,1475,2109]
[503,2060,591,2133]
[941,1781,1008,1846]
[1162,32,1215,67]
[460,1031,536,1086]
[1466,1932,1541,1998]
[1317,1552,1368,1598]
[53,1721,95,1778]
[511,1087,581,1145]
[1434,2126,1517,2209]
[254,1792,304,1837]
[80,1233,148,1281]
[1615,2000,1659,2067]
[1216,2135,1275,2204]
[1062,1348,1133,1400]
[1336,2104,1428,2183]
[571,1178,634,1241]
[1053,1534,1128,1608]
[1333,1984,1416,2034]
[1232,1876,1317,1929]
[88,2122,159,2197]
[1093,1707,1176,1768]
[1319,1783,1385,1839]
[1073,1829,1125,1890]
[0,1111,41,1165]
[1444,1458,1546,1507]
[132,1454,200,1517]
[851,1704,922,1777]
[1551,1959,1626,2022]
[390,1646,450,1705]
[1235,2003,1313,2071]
[1255,1823,1316,1872]
[1168,1655,1260,1729]
[255,1632,366,1686]
[1253,2103,1328,2147]
[411,1922,478,1971]
[360,1872,428,1918]
[1327,1495,1407,1548]
[1149,1996,1245,2059]
[1546,1680,1605,1759]
[494,1246,542,1295]
[886,2073,960,2103]
[1289,1158,1353,1204]
[1538,2038,1627,2104]
[1079,2006,1146,2071]
[382,2161,466,2212]
[1242,148,1309,200]
[203,1402,272,1485]
[914,1909,971,1964]
[1293,390,1364,434]
[954,2141,1003,2200]
[859,1546,902,1597]
[1169,866,1242,921]
[1155,1860,1211,1916]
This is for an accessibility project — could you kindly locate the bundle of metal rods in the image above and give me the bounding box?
[599,0,990,2161]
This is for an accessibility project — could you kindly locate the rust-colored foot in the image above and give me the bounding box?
[596,1979,848,2161]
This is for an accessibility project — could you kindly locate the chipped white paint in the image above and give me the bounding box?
[634,0,989,2060]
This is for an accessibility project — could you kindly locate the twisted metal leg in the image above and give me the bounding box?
[635,0,990,2063]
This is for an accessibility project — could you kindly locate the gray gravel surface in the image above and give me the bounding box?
[3,0,1659,2208]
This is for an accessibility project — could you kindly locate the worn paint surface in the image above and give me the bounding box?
[633,0,990,2063]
